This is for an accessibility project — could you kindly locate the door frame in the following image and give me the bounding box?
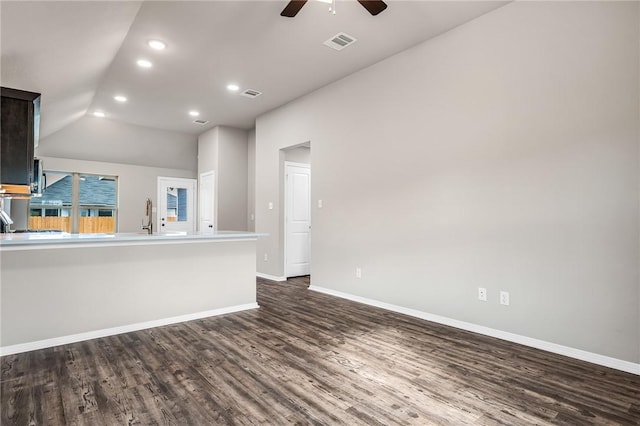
[198,171,216,232]
[283,161,311,278]
[157,176,197,233]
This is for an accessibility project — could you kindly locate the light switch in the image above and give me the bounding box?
[318,199,323,209]
[268,202,273,210]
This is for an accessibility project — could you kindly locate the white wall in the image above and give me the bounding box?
[31,116,198,233]
[24,115,198,234]
[2,239,257,349]
[247,129,256,232]
[38,116,198,171]
[218,127,248,231]
[198,126,219,173]
[198,126,248,231]
[40,156,196,232]
[255,1,639,364]
[284,145,310,164]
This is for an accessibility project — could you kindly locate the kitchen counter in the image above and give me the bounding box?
[0,230,266,250]
[1,230,264,355]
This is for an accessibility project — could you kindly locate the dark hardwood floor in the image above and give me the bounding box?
[2,276,639,425]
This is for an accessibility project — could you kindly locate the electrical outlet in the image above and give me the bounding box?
[263,253,268,262]
[500,291,510,306]
[478,287,487,301]
[318,199,323,209]
[355,267,362,279]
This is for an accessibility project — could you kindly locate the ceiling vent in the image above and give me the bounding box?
[240,89,262,98]
[193,119,209,125]
[323,32,357,51]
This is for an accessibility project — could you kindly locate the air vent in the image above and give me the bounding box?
[240,89,262,98]
[193,119,209,125]
[323,32,357,51]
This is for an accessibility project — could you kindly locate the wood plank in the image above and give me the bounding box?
[28,216,115,233]
[1,276,639,425]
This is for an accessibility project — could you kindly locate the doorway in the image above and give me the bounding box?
[157,177,196,233]
[284,161,311,277]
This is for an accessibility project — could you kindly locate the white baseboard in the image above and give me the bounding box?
[0,303,259,357]
[309,285,640,376]
[256,272,287,282]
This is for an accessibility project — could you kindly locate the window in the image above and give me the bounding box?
[29,172,118,233]
[165,187,188,222]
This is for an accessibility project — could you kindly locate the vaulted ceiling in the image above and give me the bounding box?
[1,1,508,139]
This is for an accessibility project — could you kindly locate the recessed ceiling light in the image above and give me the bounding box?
[114,95,127,103]
[227,83,240,92]
[189,110,200,117]
[148,39,166,50]
[137,59,152,68]
[93,111,105,118]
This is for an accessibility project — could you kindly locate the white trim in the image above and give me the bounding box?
[0,303,259,356]
[284,161,311,168]
[1,236,261,251]
[157,176,197,233]
[198,170,216,232]
[256,272,286,282]
[309,285,640,376]
[284,161,311,278]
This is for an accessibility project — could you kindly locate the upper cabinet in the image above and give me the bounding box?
[0,87,41,195]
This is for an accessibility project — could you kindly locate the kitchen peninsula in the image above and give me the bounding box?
[0,231,264,355]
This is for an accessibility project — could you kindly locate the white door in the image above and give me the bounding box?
[199,171,215,232]
[285,162,311,277]
[157,177,196,233]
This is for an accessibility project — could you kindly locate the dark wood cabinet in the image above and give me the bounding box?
[1,87,41,189]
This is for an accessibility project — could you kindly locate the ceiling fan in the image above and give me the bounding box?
[281,0,388,17]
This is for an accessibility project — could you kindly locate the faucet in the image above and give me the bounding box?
[142,198,153,235]
[0,208,13,233]
[0,198,13,233]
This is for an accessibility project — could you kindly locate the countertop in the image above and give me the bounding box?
[0,230,266,251]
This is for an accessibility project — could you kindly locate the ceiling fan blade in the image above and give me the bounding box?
[281,0,308,17]
[357,0,387,16]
